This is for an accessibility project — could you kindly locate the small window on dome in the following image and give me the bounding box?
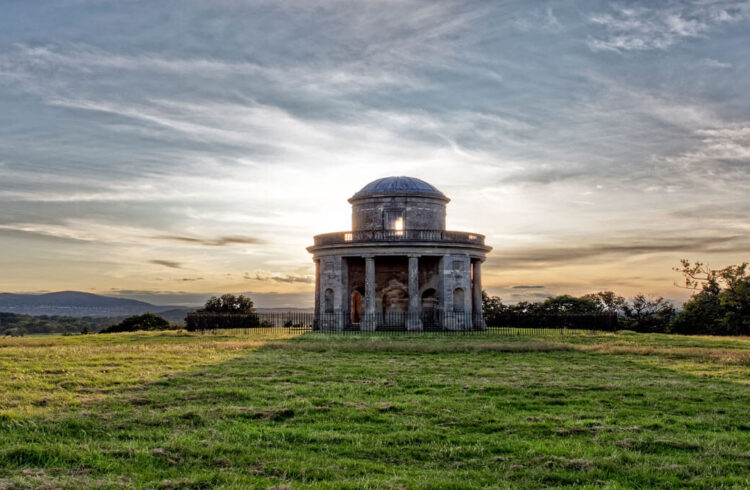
[384,209,405,235]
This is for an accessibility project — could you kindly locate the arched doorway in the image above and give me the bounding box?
[350,289,363,324]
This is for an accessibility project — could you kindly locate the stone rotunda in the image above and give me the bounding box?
[307,176,492,331]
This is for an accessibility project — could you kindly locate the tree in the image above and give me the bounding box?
[581,291,626,314]
[536,295,600,314]
[622,294,676,333]
[100,313,170,333]
[199,294,257,314]
[482,291,506,323]
[673,260,750,336]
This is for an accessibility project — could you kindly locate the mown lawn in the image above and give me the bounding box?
[0,331,749,488]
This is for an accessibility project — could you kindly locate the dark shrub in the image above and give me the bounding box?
[100,313,171,333]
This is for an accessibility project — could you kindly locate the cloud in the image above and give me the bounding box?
[512,285,545,289]
[659,125,750,187]
[702,58,732,69]
[252,271,314,284]
[0,220,266,250]
[490,234,750,270]
[180,277,204,282]
[154,235,264,246]
[587,2,749,52]
[149,259,183,269]
[1,1,749,303]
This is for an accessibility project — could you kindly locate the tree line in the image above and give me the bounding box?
[483,260,750,336]
[5,261,748,336]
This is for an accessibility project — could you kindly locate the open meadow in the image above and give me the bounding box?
[1,330,749,488]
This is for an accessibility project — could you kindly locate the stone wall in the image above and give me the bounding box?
[351,196,446,231]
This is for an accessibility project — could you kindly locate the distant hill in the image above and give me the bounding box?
[0,291,192,319]
[0,311,115,336]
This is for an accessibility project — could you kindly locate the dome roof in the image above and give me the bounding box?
[349,176,449,202]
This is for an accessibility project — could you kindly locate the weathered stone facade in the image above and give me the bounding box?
[308,177,491,331]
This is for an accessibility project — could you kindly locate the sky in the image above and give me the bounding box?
[0,0,749,307]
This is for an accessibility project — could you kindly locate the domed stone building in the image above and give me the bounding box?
[308,177,491,331]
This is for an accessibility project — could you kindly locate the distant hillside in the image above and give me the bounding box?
[0,312,117,336]
[0,291,192,319]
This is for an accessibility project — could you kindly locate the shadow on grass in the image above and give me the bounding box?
[1,334,749,488]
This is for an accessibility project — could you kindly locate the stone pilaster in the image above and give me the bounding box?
[472,259,484,330]
[314,259,321,329]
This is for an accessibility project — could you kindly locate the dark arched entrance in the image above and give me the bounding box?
[350,289,363,325]
[421,288,439,329]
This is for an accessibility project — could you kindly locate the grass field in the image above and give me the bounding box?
[1,331,749,488]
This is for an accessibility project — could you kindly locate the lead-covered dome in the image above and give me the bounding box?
[349,176,449,203]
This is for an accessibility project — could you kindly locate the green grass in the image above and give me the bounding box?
[1,331,749,488]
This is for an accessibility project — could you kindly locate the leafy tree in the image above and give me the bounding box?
[581,291,626,314]
[199,294,257,314]
[536,295,600,314]
[673,260,750,335]
[622,294,676,333]
[186,294,262,330]
[672,289,722,335]
[100,313,171,333]
[482,291,506,324]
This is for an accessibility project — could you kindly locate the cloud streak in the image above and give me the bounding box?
[155,235,264,246]
[149,260,183,270]
[251,271,314,285]
[491,235,750,270]
[587,1,749,52]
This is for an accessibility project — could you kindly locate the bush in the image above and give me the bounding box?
[100,314,171,333]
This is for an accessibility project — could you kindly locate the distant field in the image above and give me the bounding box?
[1,331,749,488]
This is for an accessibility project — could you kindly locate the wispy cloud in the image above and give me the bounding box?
[490,234,750,270]
[155,235,264,246]
[588,2,749,52]
[251,271,314,285]
[702,58,733,69]
[149,260,183,269]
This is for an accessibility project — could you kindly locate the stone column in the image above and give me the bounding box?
[472,259,485,330]
[362,255,376,331]
[407,255,422,331]
[314,259,320,330]
[461,255,473,330]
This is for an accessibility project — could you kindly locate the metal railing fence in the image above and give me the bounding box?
[186,310,618,335]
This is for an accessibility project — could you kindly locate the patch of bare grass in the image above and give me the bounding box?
[578,344,750,365]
